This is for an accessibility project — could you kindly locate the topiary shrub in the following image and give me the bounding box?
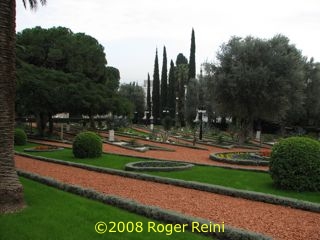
[269,137,320,191]
[72,131,102,158]
[14,128,27,146]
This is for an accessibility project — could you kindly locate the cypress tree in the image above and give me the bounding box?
[160,46,168,116]
[147,73,151,120]
[188,28,196,80]
[152,49,160,124]
[168,60,176,119]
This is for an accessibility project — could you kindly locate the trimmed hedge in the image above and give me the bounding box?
[15,152,320,213]
[18,170,272,240]
[72,131,102,158]
[125,161,194,172]
[270,137,320,192]
[14,128,27,146]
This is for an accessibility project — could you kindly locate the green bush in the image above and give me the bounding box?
[269,137,320,191]
[72,131,102,158]
[14,128,27,146]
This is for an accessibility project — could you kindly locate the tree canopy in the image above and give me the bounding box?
[210,35,306,142]
[16,26,121,135]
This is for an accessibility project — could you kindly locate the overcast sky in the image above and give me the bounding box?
[16,0,320,84]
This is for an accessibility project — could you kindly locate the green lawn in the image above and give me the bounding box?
[15,143,320,203]
[0,178,210,240]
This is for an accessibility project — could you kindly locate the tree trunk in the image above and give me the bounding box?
[48,114,53,135]
[0,0,25,213]
[89,115,95,129]
[36,113,47,137]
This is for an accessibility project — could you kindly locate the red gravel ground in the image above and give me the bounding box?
[16,155,320,240]
[31,137,267,171]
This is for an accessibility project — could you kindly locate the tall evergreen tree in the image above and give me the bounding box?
[168,60,176,119]
[160,46,168,116]
[152,49,160,124]
[188,28,196,80]
[147,73,151,120]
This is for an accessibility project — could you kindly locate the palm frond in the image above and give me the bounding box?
[22,0,47,10]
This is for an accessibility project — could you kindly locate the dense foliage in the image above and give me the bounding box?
[14,128,27,146]
[118,82,145,121]
[270,137,320,191]
[206,35,306,142]
[16,27,121,135]
[72,131,102,158]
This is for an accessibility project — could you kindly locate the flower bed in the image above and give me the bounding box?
[210,152,269,166]
[125,161,194,172]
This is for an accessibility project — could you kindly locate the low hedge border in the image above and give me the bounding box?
[210,153,269,166]
[125,161,194,172]
[17,170,272,240]
[15,152,320,213]
[27,139,268,173]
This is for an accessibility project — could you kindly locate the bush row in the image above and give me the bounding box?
[210,153,269,166]
[15,152,320,213]
[17,170,272,240]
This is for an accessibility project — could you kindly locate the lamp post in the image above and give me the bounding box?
[150,102,154,131]
[198,108,206,140]
[175,97,179,127]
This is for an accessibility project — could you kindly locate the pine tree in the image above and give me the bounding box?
[152,49,160,124]
[188,28,196,81]
[160,46,168,116]
[147,73,151,120]
[168,60,176,119]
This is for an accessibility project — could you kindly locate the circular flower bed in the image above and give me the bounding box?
[24,145,64,152]
[210,151,269,166]
[125,161,194,172]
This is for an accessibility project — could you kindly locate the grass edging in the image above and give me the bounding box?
[15,152,320,213]
[17,170,272,240]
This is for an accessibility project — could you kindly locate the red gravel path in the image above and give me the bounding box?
[15,155,320,240]
[30,139,268,171]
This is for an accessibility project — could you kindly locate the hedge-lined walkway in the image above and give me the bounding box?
[29,139,268,171]
[15,155,320,240]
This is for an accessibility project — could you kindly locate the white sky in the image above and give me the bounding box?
[16,0,320,84]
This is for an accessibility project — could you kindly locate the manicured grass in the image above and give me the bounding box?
[16,143,146,170]
[15,143,320,203]
[0,178,210,240]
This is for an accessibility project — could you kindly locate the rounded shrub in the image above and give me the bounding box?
[14,128,27,146]
[269,137,320,191]
[72,131,102,158]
